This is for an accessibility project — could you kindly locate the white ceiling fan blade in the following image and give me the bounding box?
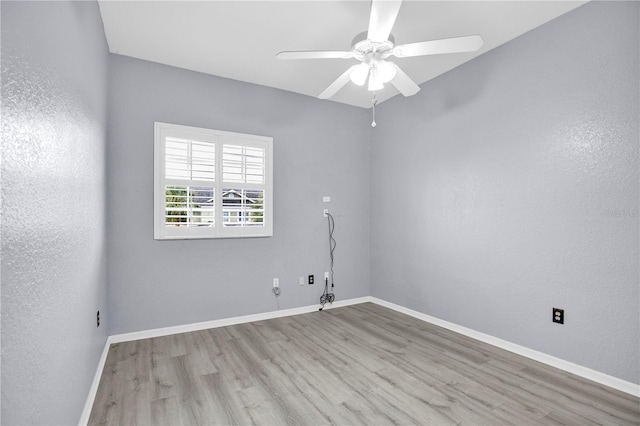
[318,65,359,99]
[276,50,355,60]
[367,0,402,43]
[393,35,484,58]
[389,62,420,97]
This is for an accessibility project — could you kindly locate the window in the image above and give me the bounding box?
[154,122,272,239]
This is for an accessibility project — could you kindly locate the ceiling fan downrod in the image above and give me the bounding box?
[371,93,377,128]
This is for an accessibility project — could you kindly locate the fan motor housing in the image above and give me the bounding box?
[351,31,395,55]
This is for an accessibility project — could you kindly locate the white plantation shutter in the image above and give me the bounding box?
[222,189,265,227]
[165,138,215,181]
[222,144,265,184]
[154,122,272,239]
[221,140,267,229]
[164,186,214,227]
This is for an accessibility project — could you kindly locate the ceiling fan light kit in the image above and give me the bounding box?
[350,63,370,86]
[376,61,397,83]
[276,0,484,120]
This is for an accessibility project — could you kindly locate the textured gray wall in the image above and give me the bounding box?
[1,2,110,424]
[107,55,370,334]
[371,1,639,384]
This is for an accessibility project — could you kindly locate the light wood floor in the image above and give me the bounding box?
[89,303,640,425]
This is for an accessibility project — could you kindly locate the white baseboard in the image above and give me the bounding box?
[369,297,640,398]
[80,294,638,424]
[108,296,372,344]
[78,335,113,425]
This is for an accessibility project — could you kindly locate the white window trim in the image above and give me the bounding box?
[154,122,273,240]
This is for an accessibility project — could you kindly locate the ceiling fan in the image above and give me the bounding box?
[276,0,483,100]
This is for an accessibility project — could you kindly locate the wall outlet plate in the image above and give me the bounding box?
[553,308,564,324]
[298,276,304,286]
[308,275,314,285]
[273,278,279,288]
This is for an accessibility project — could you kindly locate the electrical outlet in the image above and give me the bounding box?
[553,308,564,324]
[273,278,279,288]
[298,276,304,286]
[323,208,329,217]
[97,310,100,328]
[324,271,329,280]
[308,275,314,285]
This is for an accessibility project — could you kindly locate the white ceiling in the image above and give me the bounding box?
[98,1,587,109]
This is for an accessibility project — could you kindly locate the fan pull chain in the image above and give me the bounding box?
[371,93,377,128]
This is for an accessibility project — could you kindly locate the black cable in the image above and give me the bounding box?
[319,213,336,310]
[272,287,280,310]
[319,277,330,310]
[327,212,336,290]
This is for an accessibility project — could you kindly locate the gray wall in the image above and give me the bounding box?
[107,55,371,334]
[1,2,110,424]
[371,1,639,384]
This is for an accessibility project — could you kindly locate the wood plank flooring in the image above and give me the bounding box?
[89,303,640,425]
